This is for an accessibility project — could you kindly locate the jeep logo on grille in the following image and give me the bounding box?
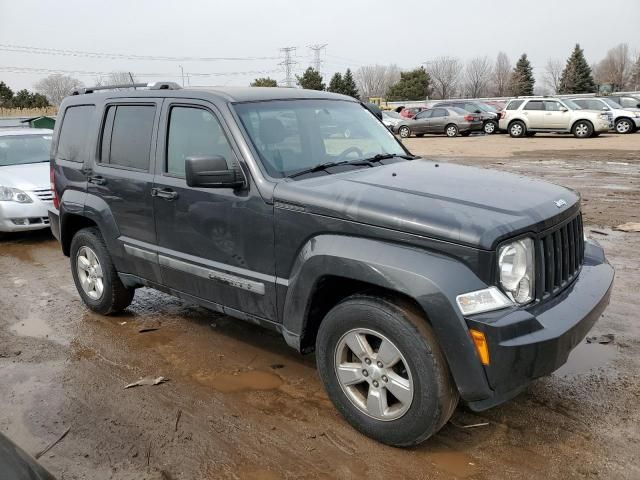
[555,199,567,208]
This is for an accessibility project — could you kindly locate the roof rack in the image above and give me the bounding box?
[72,81,182,95]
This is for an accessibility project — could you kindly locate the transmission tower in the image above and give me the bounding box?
[308,44,328,75]
[279,47,297,87]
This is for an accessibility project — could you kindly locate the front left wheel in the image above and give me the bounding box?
[398,126,411,138]
[615,118,634,134]
[572,120,594,138]
[445,124,459,137]
[70,227,134,314]
[316,295,458,447]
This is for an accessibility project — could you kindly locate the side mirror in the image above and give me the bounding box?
[560,107,568,112]
[474,110,482,114]
[185,155,245,189]
[636,103,640,109]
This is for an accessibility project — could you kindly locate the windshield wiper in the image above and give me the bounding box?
[288,160,351,179]
[287,154,418,179]
[362,153,419,162]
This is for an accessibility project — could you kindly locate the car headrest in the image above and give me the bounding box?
[259,118,286,145]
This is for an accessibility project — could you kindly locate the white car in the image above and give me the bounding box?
[381,110,402,129]
[0,129,54,233]
[572,97,640,134]
[499,97,612,138]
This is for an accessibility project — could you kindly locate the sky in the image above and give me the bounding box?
[1,0,638,93]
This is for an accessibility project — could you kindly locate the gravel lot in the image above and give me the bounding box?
[1,133,639,479]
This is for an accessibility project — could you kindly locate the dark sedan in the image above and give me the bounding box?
[394,107,483,138]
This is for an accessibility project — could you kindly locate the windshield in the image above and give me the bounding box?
[602,98,622,109]
[562,99,581,110]
[383,111,400,119]
[0,134,52,167]
[234,100,406,178]
[478,103,497,112]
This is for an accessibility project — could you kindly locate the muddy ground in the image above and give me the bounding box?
[1,134,639,479]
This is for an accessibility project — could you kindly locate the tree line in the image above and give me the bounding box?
[0,81,50,108]
[251,67,359,98]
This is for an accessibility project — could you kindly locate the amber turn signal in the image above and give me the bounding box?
[469,329,490,366]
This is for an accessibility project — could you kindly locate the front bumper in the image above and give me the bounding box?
[0,198,51,232]
[464,240,614,411]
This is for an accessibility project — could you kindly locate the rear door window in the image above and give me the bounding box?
[101,105,156,171]
[56,105,95,162]
[524,100,544,111]
[543,101,564,111]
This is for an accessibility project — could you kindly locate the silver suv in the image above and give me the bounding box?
[499,97,612,138]
[572,97,640,134]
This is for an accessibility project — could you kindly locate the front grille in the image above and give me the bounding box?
[538,213,584,299]
[32,188,54,202]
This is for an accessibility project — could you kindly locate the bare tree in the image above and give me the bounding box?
[491,52,511,97]
[94,72,139,88]
[595,43,631,91]
[544,59,563,94]
[34,74,84,106]
[427,56,462,99]
[464,56,492,98]
[355,64,400,100]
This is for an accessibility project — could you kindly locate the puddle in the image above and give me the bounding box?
[194,370,283,393]
[10,313,55,339]
[428,450,477,478]
[553,340,616,379]
[0,243,36,263]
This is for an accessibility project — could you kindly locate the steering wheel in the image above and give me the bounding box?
[336,146,363,162]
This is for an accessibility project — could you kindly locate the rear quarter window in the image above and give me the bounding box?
[56,105,96,162]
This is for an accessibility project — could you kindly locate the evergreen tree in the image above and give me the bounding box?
[509,54,535,96]
[0,81,13,106]
[341,69,359,98]
[250,77,278,87]
[558,44,596,94]
[328,72,344,93]
[296,67,325,91]
[386,67,430,101]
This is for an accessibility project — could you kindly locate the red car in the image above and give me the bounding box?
[398,107,427,119]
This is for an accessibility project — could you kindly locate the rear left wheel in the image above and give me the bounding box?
[483,120,497,134]
[316,295,458,447]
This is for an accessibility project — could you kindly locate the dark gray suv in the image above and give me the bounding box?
[49,83,614,446]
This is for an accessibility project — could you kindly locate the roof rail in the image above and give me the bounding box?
[72,81,182,95]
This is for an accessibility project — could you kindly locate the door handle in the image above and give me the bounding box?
[88,175,106,185]
[151,187,179,201]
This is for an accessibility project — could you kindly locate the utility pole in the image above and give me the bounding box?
[179,65,185,87]
[279,47,297,88]
[308,44,328,75]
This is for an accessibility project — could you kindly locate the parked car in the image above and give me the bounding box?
[499,97,612,138]
[0,128,54,233]
[432,101,499,134]
[381,110,402,129]
[605,94,640,110]
[395,107,483,138]
[50,83,613,447]
[0,432,56,480]
[399,107,426,119]
[572,97,640,134]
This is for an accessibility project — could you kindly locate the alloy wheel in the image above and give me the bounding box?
[334,328,414,421]
[76,246,104,300]
[616,120,631,134]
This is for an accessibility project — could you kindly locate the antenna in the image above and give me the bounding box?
[308,43,328,75]
[279,47,297,87]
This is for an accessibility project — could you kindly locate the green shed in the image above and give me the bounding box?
[20,116,56,130]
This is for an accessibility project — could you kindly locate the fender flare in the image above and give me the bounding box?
[281,234,493,401]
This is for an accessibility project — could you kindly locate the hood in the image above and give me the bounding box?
[0,162,50,190]
[274,160,580,250]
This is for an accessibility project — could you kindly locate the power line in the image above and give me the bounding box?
[0,43,281,62]
[0,65,282,78]
[279,47,297,88]
[308,44,328,74]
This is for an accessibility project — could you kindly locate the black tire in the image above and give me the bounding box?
[509,120,526,138]
[70,227,134,314]
[525,132,537,137]
[483,120,498,134]
[615,118,633,134]
[415,133,425,138]
[445,124,458,137]
[316,295,458,447]
[572,120,594,138]
[398,126,411,138]
[460,131,471,137]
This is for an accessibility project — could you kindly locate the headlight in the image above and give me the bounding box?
[0,186,33,203]
[498,237,535,304]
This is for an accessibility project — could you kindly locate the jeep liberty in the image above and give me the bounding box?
[49,83,614,446]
